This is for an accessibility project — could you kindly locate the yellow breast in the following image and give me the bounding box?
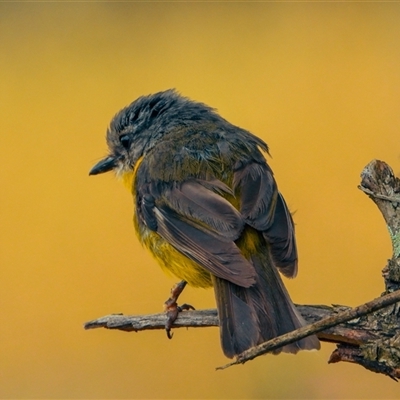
[138,228,213,288]
[119,160,213,288]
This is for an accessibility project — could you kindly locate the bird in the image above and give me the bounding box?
[89,89,320,358]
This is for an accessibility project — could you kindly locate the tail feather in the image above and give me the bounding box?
[213,251,320,358]
[215,282,262,358]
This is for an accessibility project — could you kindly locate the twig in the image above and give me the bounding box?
[358,186,400,203]
[217,289,400,370]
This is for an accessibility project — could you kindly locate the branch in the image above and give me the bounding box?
[84,294,400,379]
[217,289,400,372]
[84,309,219,332]
[359,160,400,291]
[83,304,377,345]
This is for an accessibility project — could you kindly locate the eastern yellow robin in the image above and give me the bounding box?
[89,89,320,357]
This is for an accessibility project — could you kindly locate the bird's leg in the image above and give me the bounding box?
[164,280,195,339]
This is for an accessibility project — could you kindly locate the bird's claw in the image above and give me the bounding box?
[164,281,195,339]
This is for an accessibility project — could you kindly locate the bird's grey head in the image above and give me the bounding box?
[89,89,218,177]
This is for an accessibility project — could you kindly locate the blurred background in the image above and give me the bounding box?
[1,2,400,398]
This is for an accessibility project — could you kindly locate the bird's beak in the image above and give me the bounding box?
[89,156,116,175]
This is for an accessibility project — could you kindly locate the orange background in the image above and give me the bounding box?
[1,3,400,398]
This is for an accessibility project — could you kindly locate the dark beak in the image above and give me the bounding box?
[89,156,116,175]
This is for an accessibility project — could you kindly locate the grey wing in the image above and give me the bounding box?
[139,179,257,288]
[233,161,298,278]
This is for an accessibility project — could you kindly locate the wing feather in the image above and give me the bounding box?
[138,178,256,287]
[164,180,243,241]
[233,162,298,277]
[154,205,256,287]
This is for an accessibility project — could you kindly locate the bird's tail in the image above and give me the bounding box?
[212,251,320,358]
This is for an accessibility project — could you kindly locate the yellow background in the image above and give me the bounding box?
[1,2,400,398]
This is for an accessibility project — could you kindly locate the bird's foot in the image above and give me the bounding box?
[164,281,195,339]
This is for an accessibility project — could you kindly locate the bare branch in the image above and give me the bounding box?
[217,289,400,373]
[84,304,376,345]
[84,309,219,332]
[83,300,392,351]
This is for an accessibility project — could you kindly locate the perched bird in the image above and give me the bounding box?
[89,89,320,357]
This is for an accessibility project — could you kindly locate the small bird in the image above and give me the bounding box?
[89,89,320,358]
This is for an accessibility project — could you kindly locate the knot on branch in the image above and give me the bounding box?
[361,332,400,374]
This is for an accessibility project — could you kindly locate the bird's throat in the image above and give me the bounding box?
[119,156,143,192]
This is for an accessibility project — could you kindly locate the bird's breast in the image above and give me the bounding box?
[132,211,213,288]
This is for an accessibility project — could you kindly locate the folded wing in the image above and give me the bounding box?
[138,179,256,287]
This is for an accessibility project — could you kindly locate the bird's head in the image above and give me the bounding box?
[89,89,217,180]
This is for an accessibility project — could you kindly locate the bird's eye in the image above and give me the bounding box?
[119,134,131,150]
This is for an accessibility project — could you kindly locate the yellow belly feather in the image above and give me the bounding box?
[119,159,213,288]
